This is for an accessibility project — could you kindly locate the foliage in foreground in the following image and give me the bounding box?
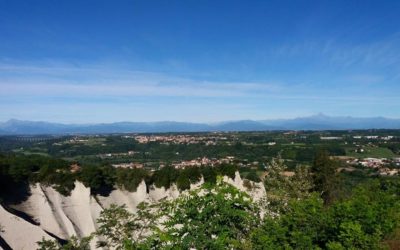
[38,175,400,250]
[29,151,400,249]
[37,236,92,250]
[157,180,259,249]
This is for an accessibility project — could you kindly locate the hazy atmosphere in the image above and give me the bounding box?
[2,2,400,250]
[1,0,400,123]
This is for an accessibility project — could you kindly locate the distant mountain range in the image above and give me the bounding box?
[1,114,400,135]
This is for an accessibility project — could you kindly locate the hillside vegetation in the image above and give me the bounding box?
[1,150,399,249]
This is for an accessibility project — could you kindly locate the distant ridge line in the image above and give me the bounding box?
[1,114,400,135]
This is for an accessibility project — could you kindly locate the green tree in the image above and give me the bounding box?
[312,150,341,204]
[158,180,259,249]
[288,165,314,199]
[245,169,261,182]
[263,157,313,214]
[95,202,159,249]
[78,165,115,195]
[152,166,178,189]
[216,163,237,179]
[336,221,380,249]
[115,168,147,192]
[250,194,327,249]
[201,166,217,184]
[251,178,400,250]
[176,171,191,191]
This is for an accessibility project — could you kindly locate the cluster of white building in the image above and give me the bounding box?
[111,162,144,169]
[358,158,386,168]
[345,157,400,176]
[320,136,343,140]
[133,135,225,145]
[98,151,137,158]
[353,135,394,140]
[171,156,235,169]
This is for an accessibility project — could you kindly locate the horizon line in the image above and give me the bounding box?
[2,113,400,125]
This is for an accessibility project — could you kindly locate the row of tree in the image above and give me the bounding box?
[0,153,243,202]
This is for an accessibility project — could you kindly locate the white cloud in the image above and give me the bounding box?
[271,33,400,68]
[0,63,280,98]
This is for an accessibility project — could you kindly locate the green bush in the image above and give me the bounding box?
[115,168,148,192]
[78,165,116,195]
[245,170,261,182]
[152,166,178,189]
[201,166,217,184]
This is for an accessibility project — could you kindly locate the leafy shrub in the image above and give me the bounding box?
[245,169,261,182]
[115,168,148,192]
[217,163,237,179]
[200,166,217,184]
[78,165,116,195]
[152,166,178,189]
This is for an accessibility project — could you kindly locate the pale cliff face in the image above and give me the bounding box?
[1,172,265,250]
[0,204,54,249]
[223,171,266,202]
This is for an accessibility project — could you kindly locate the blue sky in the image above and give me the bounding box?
[1,0,400,123]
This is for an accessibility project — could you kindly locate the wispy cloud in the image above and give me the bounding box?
[0,61,396,104]
[1,59,399,122]
[271,33,400,68]
[0,62,280,98]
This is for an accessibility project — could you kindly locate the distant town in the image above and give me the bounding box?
[2,130,399,179]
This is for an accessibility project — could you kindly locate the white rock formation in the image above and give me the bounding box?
[3,172,265,249]
[223,171,266,201]
[0,205,53,249]
[96,180,148,212]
